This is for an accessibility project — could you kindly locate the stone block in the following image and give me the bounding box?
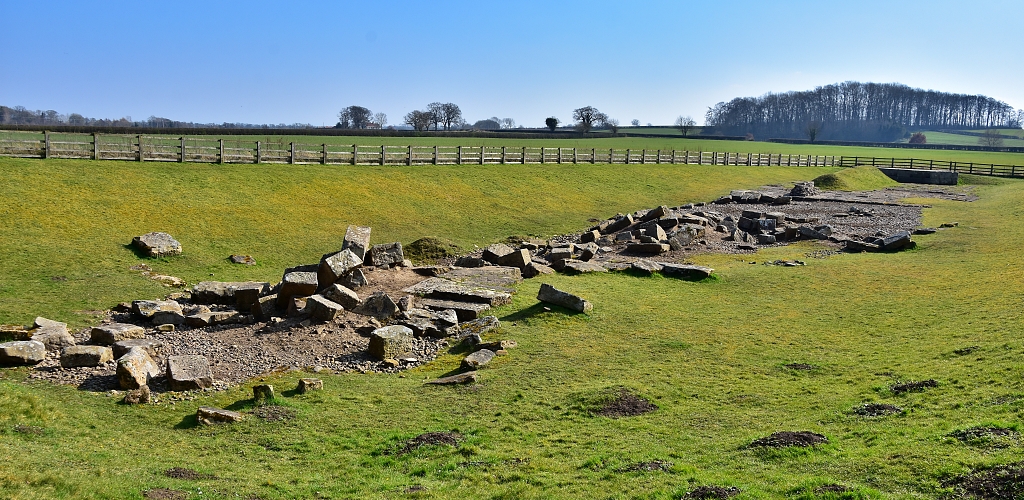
[368,325,414,361]
[640,205,669,222]
[338,269,369,289]
[424,372,478,385]
[305,294,344,321]
[318,249,363,287]
[522,262,554,279]
[537,283,593,313]
[132,300,183,319]
[368,242,404,268]
[323,284,361,310]
[626,243,670,254]
[602,214,633,234]
[660,263,714,280]
[482,243,515,264]
[579,230,600,243]
[60,345,113,368]
[185,311,240,327]
[197,407,243,425]
[252,294,279,321]
[253,384,275,401]
[297,378,323,394]
[192,281,269,305]
[277,272,318,307]
[342,225,372,261]
[112,339,164,359]
[90,323,146,345]
[132,232,181,257]
[117,347,162,390]
[357,291,400,320]
[0,340,45,366]
[461,349,495,370]
[167,355,213,391]
[497,249,531,269]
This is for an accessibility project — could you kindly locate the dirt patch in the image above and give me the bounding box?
[164,467,214,480]
[946,462,1024,499]
[618,460,673,472]
[594,388,658,418]
[954,346,981,356]
[852,403,903,417]
[784,363,816,371]
[394,431,463,456]
[13,424,43,435]
[749,431,829,449]
[683,486,741,499]
[252,405,296,422]
[143,489,187,500]
[891,379,938,394]
[950,427,1020,447]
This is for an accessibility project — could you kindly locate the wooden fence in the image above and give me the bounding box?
[0,130,1021,177]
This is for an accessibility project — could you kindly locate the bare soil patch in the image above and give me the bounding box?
[784,363,816,371]
[891,379,938,394]
[852,403,903,417]
[950,427,1019,448]
[749,431,828,448]
[13,424,43,435]
[683,486,741,499]
[947,462,1024,499]
[143,489,187,500]
[163,467,214,480]
[955,346,981,356]
[252,405,296,422]
[594,388,658,418]
[618,460,673,472]
[394,431,463,456]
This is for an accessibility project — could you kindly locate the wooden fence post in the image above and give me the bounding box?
[43,131,50,159]
[592,148,596,164]
[322,143,327,165]
[641,149,646,164]
[541,147,545,164]
[381,145,386,166]
[457,146,462,165]
[557,148,562,164]
[433,145,438,165]
[93,133,99,160]
[502,146,506,164]
[407,145,413,166]
[137,135,144,162]
[180,137,185,163]
[480,146,485,165]
[218,139,224,164]
[626,149,631,164]
[573,147,577,164]
[523,147,527,164]
[290,142,295,164]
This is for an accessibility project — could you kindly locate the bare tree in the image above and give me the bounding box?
[545,117,559,131]
[806,122,822,142]
[572,106,608,133]
[605,118,620,133]
[500,118,516,129]
[979,129,1005,147]
[426,102,444,130]
[436,103,462,130]
[404,110,432,131]
[630,119,640,127]
[338,106,372,129]
[371,112,387,128]
[674,115,697,136]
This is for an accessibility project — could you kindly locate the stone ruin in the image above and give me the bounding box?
[1,180,953,410]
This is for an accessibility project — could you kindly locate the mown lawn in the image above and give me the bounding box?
[1,156,1023,499]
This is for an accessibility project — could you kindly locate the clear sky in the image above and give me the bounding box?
[2,0,1021,127]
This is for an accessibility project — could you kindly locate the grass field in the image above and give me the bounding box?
[906,131,1024,148]
[2,153,1024,499]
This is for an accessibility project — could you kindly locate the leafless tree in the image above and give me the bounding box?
[605,118,620,133]
[432,103,461,130]
[979,129,1005,147]
[806,122,822,142]
[404,110,432,131]
[572,106,608,133]
[630,119,640,127]
[674,115,697,136]
[372,112,387,128]
[500,118,516,129]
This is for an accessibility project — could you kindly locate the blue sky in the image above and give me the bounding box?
[2,0,1021,127]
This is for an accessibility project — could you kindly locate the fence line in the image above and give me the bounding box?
[0,131,1021,177]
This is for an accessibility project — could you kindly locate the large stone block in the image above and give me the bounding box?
[357,291,400,319]
[167,355,213,391]
[368,242,404,268]
[185,311,240,327]
[640,205,669,222]
[60,345,113,368]
[322,284,361,310]
[116,347,162,390]
[367,325,414,360]
[482,243,515,264]
[0,340,45,366]
[132,232,182,257]
[461,349,495,370]
[660,263,714,280]
[132,300,183,319]
[252,294,279,321]
[31,318,75,351]
[197,407,243,425]
[112,339,164,359]
[192,281,269,305]
[626,243,670,254]
[342,225,372,261]
[305,294,344,321]
[90,323,146,345]
[277,272,318,307]
[497,249,531,269]
[318,249,363,287]
[537,284,592,313]
[602,214,633,234]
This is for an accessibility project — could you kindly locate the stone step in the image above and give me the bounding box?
[404,277,512,306]
[418,298,491,321]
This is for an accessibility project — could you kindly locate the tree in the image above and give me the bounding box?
[630,119,640,127]
[572,106,608,133]
[979,129,1005,147]
[908,132,926,144]
[338,106,372,129]
[674,116,696,137]
[372,112,387,128]
[806,122,822,142]
[436,103,462,130]
[605,118,620,133]
[500,118,516,129]
[472,119,500,130]
[404,110,432,131]
[545,117,559,131]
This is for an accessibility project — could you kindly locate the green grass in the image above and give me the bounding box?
[812,166,899,191]
[906,131,1024,148]
[3,156,1024,498]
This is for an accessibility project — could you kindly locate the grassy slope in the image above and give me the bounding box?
[0,157,834,327]
[2,158,1024,499]
[812,166,900,191]
[907,131,1024,148]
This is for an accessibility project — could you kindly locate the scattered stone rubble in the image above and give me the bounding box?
[6,180,968,397]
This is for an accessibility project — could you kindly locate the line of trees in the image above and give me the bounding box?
[705,81,1022,142]
[0,105,316,129]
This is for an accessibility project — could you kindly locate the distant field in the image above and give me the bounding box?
[908,131,1024,148]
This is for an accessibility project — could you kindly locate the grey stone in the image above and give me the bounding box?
[418,298,491,321]
[644,224,667,241]
[368,242,404,268]
[322,284,361,310]
[563,260,608,274]
[522,262,555,279]
[547,247,575,267]
[756,234,777,244]
[765,212,787,222]
[338,268,370,289]
[342,225,372,261]
[116,347,162,390]
[458,316,500,339]
[461,349,495,370]
[197,406,243,425]
[229,254,256,265]
[167,355,213,391]
[454,256,487,268]
[844,240,881,252]
[789,181,819,197]
[403,278,512,306]
[185,311,240,327]
[640,205,669,222]
[537,283,593,313]
[602,214,634,234]
[814,225,834,237]
[627,243,670,254]
[0,340,45,366]
[318,249,363,287]
[132,232,182,257]
[60,345,113,368]
[253,384,275,401]
[579,230,600,243]
[497,249,532,269]
[298,378,323,393]
[151,310,185,326]
[797,226,829,240]
[192,281,269,305]
[424,372,478,385]
[357,291,400,320]
[90,323,146,345]
[630,260,664,276]
[132,300,182,319]
[880,231,913,251]
[638,235,659,244]
[251,294,279,321]
[368,325,414,361]
[31,318,75,351]
[277,271,318,307]
[122,385,151,405]
[913,227,938,235]
[482,243,515,264]
[614,232,635,241]
[659,263,714,280]
[305,294,344,321]
[112,339,164,359]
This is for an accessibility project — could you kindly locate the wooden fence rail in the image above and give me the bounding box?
[1,131,1021,177]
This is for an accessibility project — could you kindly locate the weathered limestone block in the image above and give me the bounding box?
[659,263,714,280]
[60,345,113,368]
[297,378,323,394]
[277,272,318,307]
[424,371,478,385]
[368,242,404,268]
[31,317,75,351]
[167,355,213,391]
[185,311,240,327]
[112,339,164,359]
[253,384,275,401]
[197,406,243,425]
[357,291,400,320]
[342,225,372,261]
[367,325,414,361]
[537,283,593,313]
[90,323,146,345]
[318,249,363,287]
[116,347,162,390]
[497,248,531,269]
[482,243,515,264]
[305,294,344,321]
[461,349,495,370]
[132,232,182,257]
[0,340,45,366]
[192,281,269,305]
[322,284,361,310]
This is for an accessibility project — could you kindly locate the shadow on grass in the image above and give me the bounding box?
[122,243,151,259]
[174,414,198,429]
[499,302,586,322]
